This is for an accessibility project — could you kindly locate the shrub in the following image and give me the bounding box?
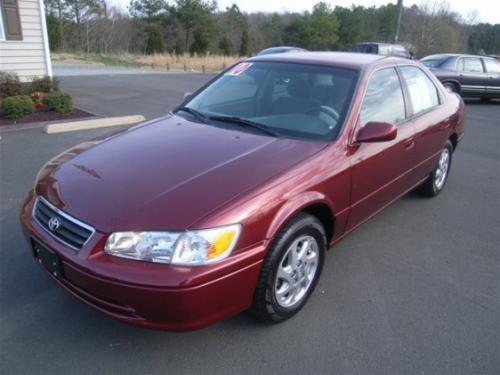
[43,91,73,113]
[30,76,59,93]
[0,72,23,98]
[2,95,34,119]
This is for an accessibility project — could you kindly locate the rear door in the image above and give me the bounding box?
[482,58,500,97]
[457,57,487,96]
[347,67,415,229]
[398,65,449,183]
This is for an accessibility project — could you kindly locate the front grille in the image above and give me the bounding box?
[33,197,95,250]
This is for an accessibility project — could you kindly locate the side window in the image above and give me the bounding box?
[360,68,406,126]
[399,66,439,115]
[483,59,500,74]
[460,58,484,73]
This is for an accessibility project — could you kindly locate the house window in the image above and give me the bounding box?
[0,0,23,40]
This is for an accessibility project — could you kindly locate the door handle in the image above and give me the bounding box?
[404,138,415,151]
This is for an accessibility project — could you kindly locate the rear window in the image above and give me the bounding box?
[458,58,484,73]
[421,56,450,68]
[353,44,378,54]
[400,66,440,115]
[483,58,500,74]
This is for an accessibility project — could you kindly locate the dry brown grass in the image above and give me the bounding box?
[52,52,244,72]
[135,53,243,72]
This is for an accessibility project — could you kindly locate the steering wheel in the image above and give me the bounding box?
[306,106,340,129]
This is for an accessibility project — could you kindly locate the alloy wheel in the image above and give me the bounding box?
[274,235,319,308]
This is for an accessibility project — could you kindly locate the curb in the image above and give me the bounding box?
[44,115,146,134]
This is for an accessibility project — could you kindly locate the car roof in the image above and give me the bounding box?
[248,51,390,69]
[422,53,496,60]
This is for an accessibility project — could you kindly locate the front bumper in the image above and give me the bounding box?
[21,192,265,331]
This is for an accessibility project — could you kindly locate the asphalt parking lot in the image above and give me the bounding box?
[0,73,499,375]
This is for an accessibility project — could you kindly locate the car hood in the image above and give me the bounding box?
[36,114,327,232]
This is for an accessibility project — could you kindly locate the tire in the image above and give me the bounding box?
[417,140,453,197]
[250,213,326,323]
[443,82,458,94]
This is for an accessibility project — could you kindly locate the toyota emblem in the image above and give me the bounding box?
[48,217,60,232]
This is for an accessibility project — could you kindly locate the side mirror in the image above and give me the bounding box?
[356,121,397,143]
[183,92,192,101]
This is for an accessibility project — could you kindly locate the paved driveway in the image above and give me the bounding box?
[0,72,499,374]
[58,70,214,119]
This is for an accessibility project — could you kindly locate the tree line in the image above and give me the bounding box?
[44,0,500,57]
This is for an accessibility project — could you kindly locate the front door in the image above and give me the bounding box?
[347,67,415,230]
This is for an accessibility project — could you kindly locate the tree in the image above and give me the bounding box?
[44,0,67,48]
[145,23,165,53]
[128,0,166,23]
[172,0,217,53]
[334,6,367,50]
[219,35,232,55]
[283,17,311,48]
[239,28,249,56]
[65,0,101,46]
[224,4,246,53]
[46,13,63,51]
[261,13,284,46]
[308,2,339,50]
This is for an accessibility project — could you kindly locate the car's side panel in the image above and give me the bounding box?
[409,106,453,183]
[483,58,500,97]
[456,56,488,95]
[346,120,416,230]
[190,143,352,250]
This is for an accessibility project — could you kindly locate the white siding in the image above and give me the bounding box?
[0,0,51,81]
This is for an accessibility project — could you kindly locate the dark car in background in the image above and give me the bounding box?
[421,54,500,100]
[352,42,411,59]
[256,46,307,56]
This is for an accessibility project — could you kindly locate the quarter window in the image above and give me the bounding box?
[360,68,406,126]
[458,58,484,73]
[399,66,439,115]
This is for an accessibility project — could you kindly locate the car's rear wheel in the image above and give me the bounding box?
[417,140,453,197]
[250,213,325,323]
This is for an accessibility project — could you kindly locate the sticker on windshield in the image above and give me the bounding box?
[225,63,253,76]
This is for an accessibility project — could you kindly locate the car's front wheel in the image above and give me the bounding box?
[417,140,453,197]
[250,213,326,323]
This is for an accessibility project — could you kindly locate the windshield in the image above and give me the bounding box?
[181,61,359,141]
[421,56,451,68]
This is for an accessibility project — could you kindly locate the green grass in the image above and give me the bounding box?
[53,53,147,68]
[78,53,146,67]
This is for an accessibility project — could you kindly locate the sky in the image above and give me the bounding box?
[109,0,499,24]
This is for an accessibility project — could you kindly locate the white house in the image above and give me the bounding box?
[0,0,52,81]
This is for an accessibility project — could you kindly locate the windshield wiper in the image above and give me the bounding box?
[176,106,210,124]
[209,115,279,137]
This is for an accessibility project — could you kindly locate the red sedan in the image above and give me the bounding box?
[21,52,465,331]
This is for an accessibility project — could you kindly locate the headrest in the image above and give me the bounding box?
[288,78,311,98]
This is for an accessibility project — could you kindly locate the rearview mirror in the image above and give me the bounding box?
[183,92,192,101]
[356,122,397,143]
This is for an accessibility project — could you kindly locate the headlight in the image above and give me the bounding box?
[104,224,241,265]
